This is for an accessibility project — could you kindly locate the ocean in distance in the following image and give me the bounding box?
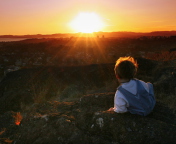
[0,38,29,42]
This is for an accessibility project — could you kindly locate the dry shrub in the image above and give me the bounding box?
[31,83,49,103]
[0,138,13,144]
[13,112,23,126]
[0,128,6,135]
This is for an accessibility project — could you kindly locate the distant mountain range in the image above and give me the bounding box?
[1,31,176,38]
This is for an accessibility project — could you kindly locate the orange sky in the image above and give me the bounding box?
[0,0,176,35]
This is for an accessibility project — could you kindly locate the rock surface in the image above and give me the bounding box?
[0,93,176,144]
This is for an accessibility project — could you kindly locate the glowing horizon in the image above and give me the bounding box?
[0,0,176,35]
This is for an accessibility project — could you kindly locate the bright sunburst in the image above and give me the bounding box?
[70,12,105,33]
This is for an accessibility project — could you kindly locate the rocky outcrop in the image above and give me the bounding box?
[0,93,175,144]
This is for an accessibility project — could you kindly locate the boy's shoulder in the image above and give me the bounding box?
[118,79,150,93]
[117,79,137,95]
[133,78,150,87]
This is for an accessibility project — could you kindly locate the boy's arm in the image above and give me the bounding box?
[108,91,128,113]
[113,97,128,113]
[108,97,127,113]
[111,90,128,113]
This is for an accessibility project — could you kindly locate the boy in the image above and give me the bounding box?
[108,56,155,116]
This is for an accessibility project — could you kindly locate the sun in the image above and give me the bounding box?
[69,12,105,33]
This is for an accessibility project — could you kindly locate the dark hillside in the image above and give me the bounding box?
[0,58,176,143]
[0,57,159,114]
[0,64,115,114]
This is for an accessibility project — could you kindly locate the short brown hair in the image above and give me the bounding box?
[114,56,138,79]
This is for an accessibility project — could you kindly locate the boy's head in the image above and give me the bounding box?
[114,56,138,80]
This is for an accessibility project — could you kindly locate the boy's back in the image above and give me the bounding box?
[118,79,155,116]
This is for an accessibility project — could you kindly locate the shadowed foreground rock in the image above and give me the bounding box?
[0,93,175,144]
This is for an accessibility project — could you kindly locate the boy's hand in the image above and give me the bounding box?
[108,107,114,111]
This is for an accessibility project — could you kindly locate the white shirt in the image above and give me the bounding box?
[113,79,150,113]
